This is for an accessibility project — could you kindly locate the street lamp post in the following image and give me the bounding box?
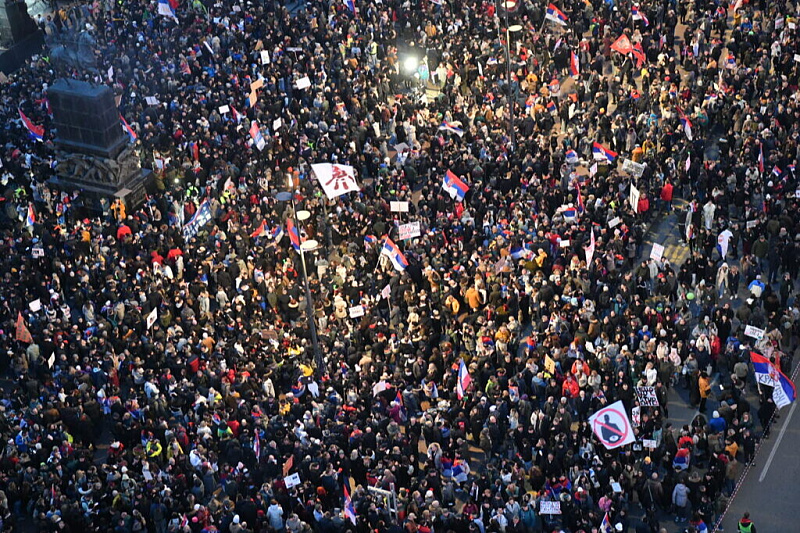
[286,184,324,376]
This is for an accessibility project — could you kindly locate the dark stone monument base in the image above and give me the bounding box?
[50,169,153,215]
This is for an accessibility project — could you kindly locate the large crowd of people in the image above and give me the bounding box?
[0,0,796,531]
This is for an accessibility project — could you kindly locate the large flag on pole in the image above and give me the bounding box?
[585,226,595,266]
[343,485,357,525]
[311,163,360,199]
[751,352,796,408]
[18,109,44,142]
[182,199,212,240]
[545,3,568,25]
[381,237,409,271]
[158,0,178,20]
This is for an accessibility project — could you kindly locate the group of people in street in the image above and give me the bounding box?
[0,0,794,532]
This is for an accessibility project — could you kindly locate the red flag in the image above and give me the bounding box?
[611,35,633,55]
[15,312,32,343]
[283,454,294,476]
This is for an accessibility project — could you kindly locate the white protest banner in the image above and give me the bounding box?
[273,118,282,131]
[32,246,44,257]
[746,219,758,229]
[311,163,359,199]
[559,239,570,248]
[608,217,621,228]
[631,406,641,427]
[398,222,422,240]
[260,50,270,64]
[744,325,765,340]
[146,307,158,330]
[635,386,659,407]
[47,353,55,369]
[295,76,311,90]
[629,184,641,213]
[589,400,636,450]
[795,53,800,63]
[622,158,646,178]
[390,201,409,212]
[145,96,159,106]
[381,284,391,300]
[650,243,664,262]
[539,501,561,515]
[348,305,365,319]
[643,439,657,449]
[284,472,301,488]
[218,105,230,114]
[28,299,41,313]
[590,162,598,177]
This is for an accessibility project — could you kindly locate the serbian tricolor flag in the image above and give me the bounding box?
[751,351,796,408]
[439,121,464,137]
[250,219,267,238]
[570,51,579,77]
[230,105,242,124]
[19,109,44,142]
[546,101,557,114]
[772,165,782,178]
[343,0,356,13]
[566,149,579,163]
[381,237,409,271]
[524,336,536,351]
[758,143,765,174]
[457,359,472,399]
[630,89,640,101]
[632,5,649,26]
[26,203,36,227]
[677,107,693,141]
[545,3,568,25]
[253,429,261,459]
[120,114,137,142]
[291,380,306,396]
[592,142,617,163]
[364,234,377,247]
[270,226,284,242]
[442,169,469,201]
[344,485,357,525]
[286,218,301,251]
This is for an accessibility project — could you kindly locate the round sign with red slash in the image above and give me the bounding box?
[589,401,635,449]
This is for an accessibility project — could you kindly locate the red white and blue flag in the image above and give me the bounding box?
[632,5,649,26]
[545,3,568,25]
[250,220,268,238]
[26,203,35,227]
[120,113,137,142]
[751,351,796,408]
[364,234,378,247]
[270,225,284,242]
[678,110,693,141]
[343,485,357,525]
[592,142,617,163]
[599,512,613,533]
[286,218,302,251]
[230,104,242,124]
[772,165,782,178]
[566,149,579,163]
[381,237,409,271]
[546,101,557,114]
[457,359,472,399]
[570,51,580,77]
[442,170,469,201]
[343,0,356,13]
[19,109,44,142]
[253,429,261,459]
[439,121,464,137]
[758,143,765,174]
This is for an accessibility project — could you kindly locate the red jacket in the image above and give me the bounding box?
[661,182,674,201]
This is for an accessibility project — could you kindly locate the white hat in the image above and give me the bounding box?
[233,515,240,524]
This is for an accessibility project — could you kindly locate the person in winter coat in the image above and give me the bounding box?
[672,480,690,522]
[266,499,285,531]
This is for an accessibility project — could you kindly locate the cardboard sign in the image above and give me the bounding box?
[284,472,301,489]
[398,222,421,240]
[746,220,758,229]
[622,158,646,178]
[348,305,365,318]
[744,325,765,340]
[28,299,41,312]
[631,406,641,427]
[559,239,570,248]
[260,50,270,64]
[218,105,230,114]
[390,201,409,212]
[629,184,641,213]
[635,386,659,407]
[650,243,664,262]
[643,439,657,449]
[32,246,44,257]
[273,118,282,131]
[539,501,561,515]
[608,217,621,228]
[145,96,159,106]
[295,76,311,90]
